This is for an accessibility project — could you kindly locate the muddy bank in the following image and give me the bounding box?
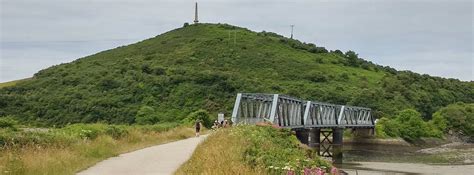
[341,162,474,175]
[342,138,474,164]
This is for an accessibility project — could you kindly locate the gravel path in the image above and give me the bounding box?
[77,135,207,175]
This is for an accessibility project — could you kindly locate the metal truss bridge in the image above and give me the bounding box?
[231,93,374,129]
[230,93,375,163]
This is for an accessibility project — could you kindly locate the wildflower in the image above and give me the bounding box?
[304,167,312,175]
[331,167,338,175]
[287,170,295,175]
[313,167,324,175]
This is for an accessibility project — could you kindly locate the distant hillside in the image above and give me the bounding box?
[0,78,30,89]
[0,23,472,126]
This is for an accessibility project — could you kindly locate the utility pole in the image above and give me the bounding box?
[290,25,294,39]
[194,2,199,24]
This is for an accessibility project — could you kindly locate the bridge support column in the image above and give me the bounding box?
[352,128,375,138]
[295,129,309,145]
[332,128,343,164]
[308,128,320,155]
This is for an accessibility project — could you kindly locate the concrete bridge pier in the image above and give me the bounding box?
[308,128,320,155]
[295,129,309,144]
[295,128,343,164]
[352,128,375,138]
[332,128,344,164]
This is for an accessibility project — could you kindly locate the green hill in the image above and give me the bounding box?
[0,78,29,89]
[0,23,472,126]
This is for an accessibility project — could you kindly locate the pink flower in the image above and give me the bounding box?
[314,167,325,175]
[331,167,338,175]
[287,170,295,175]
[304,167,312,175]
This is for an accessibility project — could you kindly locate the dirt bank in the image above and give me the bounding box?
[342,162,474,175]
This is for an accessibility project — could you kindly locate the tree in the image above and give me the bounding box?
[135,106,159,125]
[377,109,444,140]
[344,50,359,67]
[433,103,474,140]
[182,109,212,128]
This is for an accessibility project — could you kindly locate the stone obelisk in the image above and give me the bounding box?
[193,2,199,24]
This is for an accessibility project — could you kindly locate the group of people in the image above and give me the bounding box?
[211,119,229,130]
[194,119,230,137]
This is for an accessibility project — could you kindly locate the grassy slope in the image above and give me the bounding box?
[0,124,195,175]
[176,125,332,175]
[0,23,472,126]
[0,79,29,89]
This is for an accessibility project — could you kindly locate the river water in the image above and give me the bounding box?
[335,142,474,174]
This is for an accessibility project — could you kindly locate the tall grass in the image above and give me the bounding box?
[0,123,194,175]
[176,125,333,175]
[176,127,264,175]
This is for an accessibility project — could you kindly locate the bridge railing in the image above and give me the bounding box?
[231,93,374,128]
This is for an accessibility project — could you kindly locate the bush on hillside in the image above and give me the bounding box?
[135,106,160,125]
[432,103,474,140]
[304,71,328,83]
[182,109,212,128]
[0,117,18,130]
[345,50,359,67]
[235,125,332,174]
[376,109,443,140]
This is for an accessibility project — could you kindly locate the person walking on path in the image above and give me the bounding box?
[195,120,202,137]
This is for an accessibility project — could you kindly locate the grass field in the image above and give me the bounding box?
[0,79,29,89]
[0,123,195,175]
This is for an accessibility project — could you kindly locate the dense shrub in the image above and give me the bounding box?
[135,106,160,125]
[105,125,129,139]
[234,125,332,174]
[182,110,212,128]
[0,117,18,130]
[62,124,107,139]
[376,109,443,140]
[432,103,474,141]
[305,71,328,83]
[137,123,179,132]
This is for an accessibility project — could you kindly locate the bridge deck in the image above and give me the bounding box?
[231,93,374,129]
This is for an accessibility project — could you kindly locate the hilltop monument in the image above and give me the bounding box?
[194,2,199,24]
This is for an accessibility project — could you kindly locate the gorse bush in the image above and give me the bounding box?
[432,103,474,141]
[135,106,160,125]
[181,109,212,128]
[0,117,18,130]
[376,109,443,140]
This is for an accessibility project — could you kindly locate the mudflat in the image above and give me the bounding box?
[342,162,474,175]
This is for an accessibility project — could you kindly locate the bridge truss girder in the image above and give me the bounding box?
[231,93,374,128]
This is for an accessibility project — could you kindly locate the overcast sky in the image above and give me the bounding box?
[1,0,473,82]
